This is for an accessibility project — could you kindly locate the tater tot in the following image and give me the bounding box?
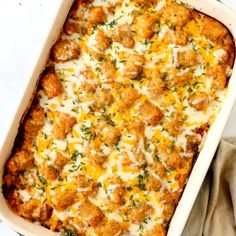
[200,16,228,42]
[41,71,63,99]
[89,7,106,25]
[139,101,163,126]
[124,54,145,79]
[127,204,153,224]
[113,24,135,49]
[7,150,34,175]
[162,2,191,26]
[51,39,80,62]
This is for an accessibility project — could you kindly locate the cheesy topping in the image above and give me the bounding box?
[3,0,235,236]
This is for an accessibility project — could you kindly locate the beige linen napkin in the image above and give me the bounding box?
[182,138,236,236]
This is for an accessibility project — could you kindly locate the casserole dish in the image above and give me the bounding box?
[0,0,236,236]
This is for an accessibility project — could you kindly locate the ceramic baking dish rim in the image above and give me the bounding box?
[0,1,236,236]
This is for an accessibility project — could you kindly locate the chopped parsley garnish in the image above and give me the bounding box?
[32,143,38,152]
[81,124,91,134]
[60,78,68,83]
[136,169,148,190]
[187,87,193,93]
[61,231,78,236]
[115,144,120,151]
[106,15,123,28]
[98,56,104,62]
[170,141,176,152]
[69,162,85,173]
[123,219,129,222]
[189,38,198,51]
[133,75,144,82]
[81,124,96,140]
[142,40,153,46]
[71,152,83,161]
[72,96,80,104]
[138,223,145,232]
[101,112,115,126]
[91,25,98,34]
[38,175,47,185]
[164,86,177,92]
[136,183,146,191]
[43,132,48,139]
[154,155,161,161]
[192,81,202,87]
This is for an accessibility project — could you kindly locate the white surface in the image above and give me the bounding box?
[0,0,72,235]
[0,221,18,236]
[0,0,235,235]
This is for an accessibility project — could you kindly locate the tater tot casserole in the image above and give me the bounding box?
[3,0,235,235]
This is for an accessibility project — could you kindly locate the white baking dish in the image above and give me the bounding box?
[0,0,235,236]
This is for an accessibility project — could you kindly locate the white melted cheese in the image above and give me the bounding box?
[18,190,33,202]
[155,0,166,11]
[213,49,227,64]
[158,25,173,42]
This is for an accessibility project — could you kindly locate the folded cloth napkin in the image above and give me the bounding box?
[182,138,236,236]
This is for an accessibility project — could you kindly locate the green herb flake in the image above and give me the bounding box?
[101,112,115,126]
[32,143,38,152]
[38,175,47,185]
[71,152,83,161]
[106,16,123,28]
